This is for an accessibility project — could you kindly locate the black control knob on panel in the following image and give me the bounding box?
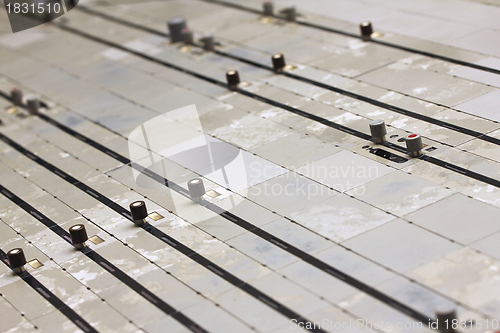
[182,28,194,45]
[168,17,187,43]
[360,21,373,40]
[69,224,88,249]
[26,98,40,115]
[272,53,286,73]
[281,7,296,21]
[263,1,273,16]
[435,306,457,333]
[7,248,27,274]
[200,35,215,51]
[11,87,23,106]
[226,70,240,91]
[130,201,148,226]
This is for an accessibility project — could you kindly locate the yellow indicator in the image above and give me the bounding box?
[88,235,105,245]
[206,190,221,198]
[28,259,43,269]
[148,212,164,221]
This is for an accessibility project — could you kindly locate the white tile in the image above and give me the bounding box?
[297,150,395,192]
[0,296,33,332]
[248,272,331,317]
[304,305,378,333]
[241,171,337,218]
[455,89,500,122]
[346,170,455,216]
[251,132,341,170]
[226,231,299,270]
[289,194,395,242]
[448,57,500,87]
[339,291,434,333]
[408,248,500,313]
[404,193,500,245]
[358,62,494,106]
[279,260,360,303]
[70,296,139,333]
[182,299,254,333]
[213,288,291,333]
[260,217,334,255]
[314,245,394,286]
[99,283,169,327]
[470,231,500,261]
[0,279,55,320]
[342,219,460,273]
[449,28,500,57]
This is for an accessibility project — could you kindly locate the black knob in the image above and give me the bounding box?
[435,306,457,333]
[11,87,23,106]
[69,224,88,246]
[263,1,273,16]
[7,248,26,270]
[226,70,240,90]
[281,6,296,21]
[200,35,215,51]
[360,21,373,39]
[168,17,187,43]
[182,27,194,45]
[130,201,148,221]
[26,98,40,115]
[272,54,286,73]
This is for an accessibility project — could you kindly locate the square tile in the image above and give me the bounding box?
[248,272,330,317]
[404,193,500,245]
[346,170,455,216]
[279,260,360,303]
[470,231,500,261]
[260,217,334,255]
[455,89,500,122]
[226,231,299,270]
[251,132,342,170]
[408,248,500,311]
[182,299,254,333]
[241,171,337,218]
[314,245,394,287]
[297,150,395,192]
[213,287,290,333]
[342,219,460,273]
